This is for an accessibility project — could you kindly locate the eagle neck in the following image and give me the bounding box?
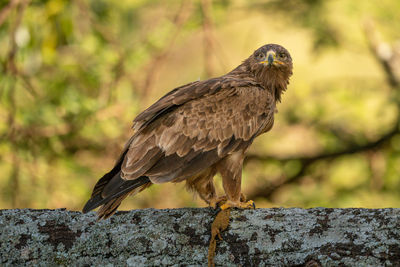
[228,61,289,102]
[252,66,288,102]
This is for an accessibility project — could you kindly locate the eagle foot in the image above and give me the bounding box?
[209,193,247,209]
[220,199,255,210]
[209,196,228,209]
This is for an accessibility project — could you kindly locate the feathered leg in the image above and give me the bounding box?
[186,169,216,204]
[186,168,227,208]
[216,151,255,210]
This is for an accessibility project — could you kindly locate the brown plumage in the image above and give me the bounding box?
[83,44,293,219]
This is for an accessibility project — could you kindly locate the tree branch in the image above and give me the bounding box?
[246,123,398,166]
[0,0,19,27]
[364,19,400,88]
[1,208,399,266]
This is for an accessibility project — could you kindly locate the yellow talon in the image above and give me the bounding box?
[220,200,255,210]
[246,200,255,209]
[209,196,228,209]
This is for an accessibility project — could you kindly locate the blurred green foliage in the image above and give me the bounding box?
[1,0,400,211]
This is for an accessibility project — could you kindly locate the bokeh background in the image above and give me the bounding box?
[1,0,400,211]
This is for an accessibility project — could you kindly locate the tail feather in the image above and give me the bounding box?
[90,148,130,196]
[83,137,153,219]
[82,175,150,214]
[97,192,130,220]
[97,182,151,219]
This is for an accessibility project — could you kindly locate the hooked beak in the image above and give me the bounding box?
[260,50,283,67]
[267,51,274,65]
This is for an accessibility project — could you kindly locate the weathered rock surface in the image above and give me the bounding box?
[1,208,400,266]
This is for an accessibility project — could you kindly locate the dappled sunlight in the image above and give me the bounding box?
[1,0,400,211]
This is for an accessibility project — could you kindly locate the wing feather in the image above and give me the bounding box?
[121,77,274,185]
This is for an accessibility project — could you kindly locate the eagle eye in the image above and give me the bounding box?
[255,52,264,61]
[278,52,287,60]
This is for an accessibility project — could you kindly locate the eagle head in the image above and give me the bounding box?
[250,44,293,102]
[253,44,292,69]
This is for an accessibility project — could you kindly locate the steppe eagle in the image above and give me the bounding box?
[83,44,293,219]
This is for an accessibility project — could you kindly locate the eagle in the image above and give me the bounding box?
[83,44,293,219]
